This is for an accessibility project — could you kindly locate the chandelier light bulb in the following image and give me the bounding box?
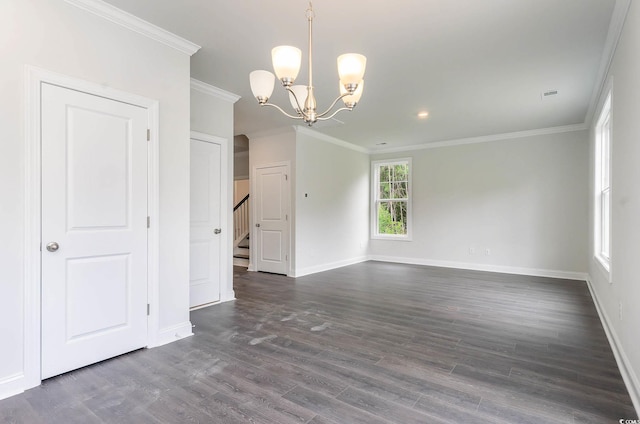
[340,80,364,108]
[288,85,309,112]
[249,70,276,103]
[337,54,367,89]
[272,46,302,86]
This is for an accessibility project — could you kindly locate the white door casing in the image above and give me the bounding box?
[40,83,149,379]
[254,164,290,275]
[189,134,228,308]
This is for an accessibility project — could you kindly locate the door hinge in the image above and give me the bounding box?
[285,254,288,261]
[284,174,288,181]
[285,214,288,221]
[147,304,150,316]
[147,216,150,228]
[147,129,151,141]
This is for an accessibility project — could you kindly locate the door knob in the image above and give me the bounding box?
[214,228,222,234]
[256,223,261,228]
[46,242,60,252]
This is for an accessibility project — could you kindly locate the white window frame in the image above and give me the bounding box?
[594,89,612,279]
[371,158,412,240]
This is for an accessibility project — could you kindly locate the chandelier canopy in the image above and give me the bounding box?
[249,1,367,126]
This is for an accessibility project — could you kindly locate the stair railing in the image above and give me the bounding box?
[233,194,250,247]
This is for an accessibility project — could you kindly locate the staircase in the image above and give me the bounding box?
[233,194,250,267]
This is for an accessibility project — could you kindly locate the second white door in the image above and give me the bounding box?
[189,136,226,308]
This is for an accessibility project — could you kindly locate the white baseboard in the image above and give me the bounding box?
[220,291,236,303]
[585,275,640,415]
[148,321,193,348]
[0,372,26,401]
[292,256,369,278]
[368,255,588,281]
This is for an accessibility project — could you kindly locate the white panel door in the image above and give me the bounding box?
[255,165,289,275]
[41,83,148,379]
[189,138,223,308]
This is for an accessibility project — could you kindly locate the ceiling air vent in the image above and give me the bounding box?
[541,90,558,99]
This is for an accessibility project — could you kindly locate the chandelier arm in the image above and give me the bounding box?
[316,107,353,122]
[261,102,305,120]
[285,87,305,115]
[316,92,352,118]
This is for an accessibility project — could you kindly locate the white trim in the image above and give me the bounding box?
[585,275,640,414]
[64,0,200,55]
[368,255,589,281]
[292,256,369,278]
[149,322,194,348]
[190,131,236,305]
[294,125,369,154]
[23,65,161,391]
[191,78,241,103]
[0,373,26,401]
[371,124,588,154]
[584,0,631,125]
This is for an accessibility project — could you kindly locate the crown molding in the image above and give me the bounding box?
[584,0,632,126]
[370,123,589,155]
[190,78,241,103]
[64,0,201,56]
[293,126,369,154]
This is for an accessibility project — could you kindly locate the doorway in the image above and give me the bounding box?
[189,132,229,309]
[252,163,290,275]
[25,67,159,386]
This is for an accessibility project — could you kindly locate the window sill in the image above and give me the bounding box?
[594,254,612,283]
[371,235,413,242]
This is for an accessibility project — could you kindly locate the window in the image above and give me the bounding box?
[371,158,412,239]
[595,91,611,274]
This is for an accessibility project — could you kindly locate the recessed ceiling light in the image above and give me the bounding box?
[417,111,429,119]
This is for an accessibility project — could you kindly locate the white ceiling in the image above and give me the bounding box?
[103,0,616,150]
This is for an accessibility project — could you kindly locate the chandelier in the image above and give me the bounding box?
[249,1,367,126]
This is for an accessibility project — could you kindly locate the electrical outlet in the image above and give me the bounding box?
[469,247,476,255]
[485,248,491,256]
[619,302,623,320]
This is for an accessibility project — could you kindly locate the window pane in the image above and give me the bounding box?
[602,119,610,189]
[379,182,391,200]
[377,201,407,235]
[379,165,390,183]
[392,182,408,199]
[394,164,408,182]
[602,188,610,258]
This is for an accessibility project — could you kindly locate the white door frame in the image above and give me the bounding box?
[23,66,160,390]
[189,131,232,308]
[250,161,292,276]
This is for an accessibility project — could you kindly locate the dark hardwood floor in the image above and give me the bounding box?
[1,261,637,423]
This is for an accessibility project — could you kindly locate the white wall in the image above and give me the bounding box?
[0,0,193,398]
[294,128,370,276]
[370,131,589,278]
[234,180,250,205]
[234,151,250,180]
[588,0,640,411]
[190,81,239,303]
[248,128,297,273]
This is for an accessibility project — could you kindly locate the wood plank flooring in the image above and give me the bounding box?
[0,261,637,423]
